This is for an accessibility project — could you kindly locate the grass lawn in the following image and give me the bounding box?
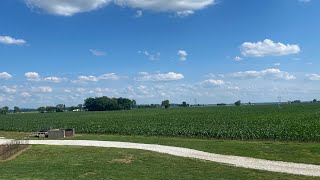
[1,131,320,165]
[0,145,316,180]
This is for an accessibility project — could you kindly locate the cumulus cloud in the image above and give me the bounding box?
[114,0,214,13]
[240,39,300,57]
[25,72,41,81]
[135,10,143,18]
[202,79,225,87]
[176,10,194,17]
[0,86,17,93]
[99,73,120,80]
[25,0,215,16]
[90,49,107,56]
[177,50,188,61]
[306,74,320,81]
[25,0,111,16]
[0,36,26,45]
[0,72,13,79]
[135,72,184,81]
[20,92,31,97]
[78,73,120,82]
[231,68,296,80]
[44,77,64,83]
[78,75,99,82]
[140,51,160,61]
[32,86,53,93]
[233,56,243,61]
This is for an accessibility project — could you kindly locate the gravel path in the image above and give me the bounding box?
[1,139,320,177]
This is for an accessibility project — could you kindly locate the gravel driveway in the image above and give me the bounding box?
[1,139,320,177]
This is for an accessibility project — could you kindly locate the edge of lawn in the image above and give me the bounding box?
[1,131,320,165]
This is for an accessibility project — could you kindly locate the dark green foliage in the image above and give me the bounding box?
[161,100,170,109]
[181,102,189,107]
[37,107,46,113]
[84,96,135,111]
[13,106,20,113]
[235,100,241,106]
[0,106,9,115]
[55,104,65,112]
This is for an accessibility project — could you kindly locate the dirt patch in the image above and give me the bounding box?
[110,155,135,164]
[0,145,31,162]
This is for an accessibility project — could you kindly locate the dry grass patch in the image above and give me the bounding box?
[110,155,135,164]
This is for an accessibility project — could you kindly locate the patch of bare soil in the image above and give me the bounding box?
[0,145,31,162]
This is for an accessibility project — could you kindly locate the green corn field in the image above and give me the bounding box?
[0,103,320,142]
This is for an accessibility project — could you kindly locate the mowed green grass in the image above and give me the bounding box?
[0,145,316,180]
[1,103,320,141]
[1,131,320,165]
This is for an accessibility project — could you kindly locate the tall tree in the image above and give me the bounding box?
[38,107,46,113]
[235,100,241,106]
[161,100,170,109]
[13,106,20,113]
[56,104,65,112]
[0,106,9,115]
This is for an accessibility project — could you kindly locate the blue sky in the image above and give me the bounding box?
[0,0,319,108]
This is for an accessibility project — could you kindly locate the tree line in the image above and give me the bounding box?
[84,96,136,111]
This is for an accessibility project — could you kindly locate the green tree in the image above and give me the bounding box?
[84,96,134,111]
[313,99,317,103]
[132,100,137,108]
[13,106,20,113]
[161,100,170,109]
[38,107,46,113]
[0,106,9,115]
[56,104,65,112]
[45,106,56,113]
[235,100,241,106]
[182,102,188,107]
[78,104,83,111]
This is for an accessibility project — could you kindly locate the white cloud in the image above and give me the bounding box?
[32,86,53,93]
[0,72,13,79]
[25,0,111,16]
[177,50,188,61]
[25,72,41,81]
[20,92,31,97]
[78,73,120,82]
[135,72,184,81]
[306,74,320,81]
[0,86,17,93]
[90,49,107,56]
[274,63,281,66]
[202,79,225,87]
[176,10,194,17]
[25,0,214,16]
[140,51,160,61]
[114,0,214,13]
[44,76,64,83]
[231,68,296,80]
[99,73,120,80]
[135,10,143,18]
[240,39,300,57]
[0,36,26,45]
[233,56,243,61]
[78,75,99,82]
